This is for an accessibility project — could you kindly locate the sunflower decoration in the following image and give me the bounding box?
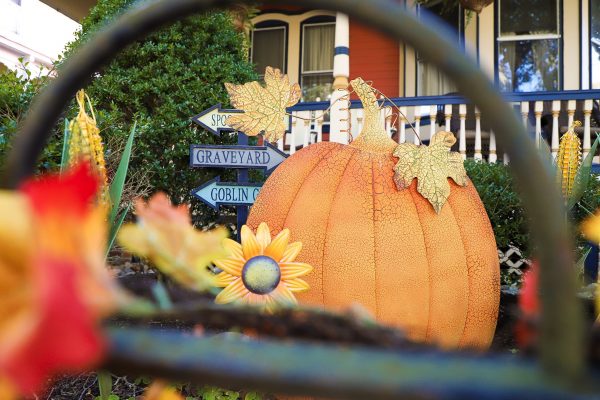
[213,223,312,311]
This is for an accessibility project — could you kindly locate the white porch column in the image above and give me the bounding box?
[329,13,350,144]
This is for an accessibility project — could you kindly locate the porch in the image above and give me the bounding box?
[281,89,600,163]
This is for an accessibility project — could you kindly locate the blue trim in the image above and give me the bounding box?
[334,46,349,55]
[288,89,600,111]
[190,103,242,136]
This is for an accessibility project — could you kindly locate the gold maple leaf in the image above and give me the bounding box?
[225,66,301,142]
[393,131,468,214]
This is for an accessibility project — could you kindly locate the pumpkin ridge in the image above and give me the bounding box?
[320,148,361,306]
[370,157,379,318]
[280,143,341,231]
[445,197,471,347]
[407,185,433,341]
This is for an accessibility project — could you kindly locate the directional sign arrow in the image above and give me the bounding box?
[191,103,242,136]
[189,142,287,173]
[191,177,262,211]
[191,103,291,136]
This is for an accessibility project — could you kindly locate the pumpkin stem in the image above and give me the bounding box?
[349,78,397,154]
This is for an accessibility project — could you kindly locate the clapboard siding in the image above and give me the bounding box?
[349,19,400,97]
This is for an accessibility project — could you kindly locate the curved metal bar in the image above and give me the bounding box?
[1,0,583,387]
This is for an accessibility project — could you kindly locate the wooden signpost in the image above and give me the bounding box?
[190,104,288,238]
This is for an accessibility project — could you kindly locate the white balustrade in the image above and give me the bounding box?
[534,101,543,147]
[414,114,421,145]
[429,105,437,141]
[399,106,407,143]
[551,100,560,157]
[567,100,576,127]
[489,130,497,163]
[459,104,467,160]
[444,104,452,131]
[474,107,482,160]
[283,94,600,167]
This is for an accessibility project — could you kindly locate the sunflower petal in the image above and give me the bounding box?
[213,258,244,276]
[280,241,302,263]
[215,279,247,304]
[215,271,237,287]
[264,228,290,261]
[271,284,298,306]
[222,238,244,260]
[280,262,313,279]
[255,222,272,250]
[285,278,310,292]
[241,225,261,259]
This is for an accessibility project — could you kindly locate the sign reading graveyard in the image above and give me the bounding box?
[189,143,287,173]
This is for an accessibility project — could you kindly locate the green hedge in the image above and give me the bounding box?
[465,159,600,258]
[57,1,255,229]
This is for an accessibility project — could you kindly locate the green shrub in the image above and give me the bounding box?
[0,63,63,173]
[60,0,257,226]
[466,158,600,260]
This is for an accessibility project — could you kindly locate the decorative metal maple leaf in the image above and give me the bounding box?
[225,67,301,142]
[393,131,468,214]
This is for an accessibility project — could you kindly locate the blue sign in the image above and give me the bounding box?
[192,103,292,137]
[191,177,262,210]
[189,143,287,173]
[191,103,242,136]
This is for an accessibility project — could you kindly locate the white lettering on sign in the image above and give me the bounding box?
[190,144,287,173]
[195,149,271,165]
[209,187,260,203]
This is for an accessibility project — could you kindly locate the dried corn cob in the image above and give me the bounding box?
[556,120,582,198]
[68,90,109,203]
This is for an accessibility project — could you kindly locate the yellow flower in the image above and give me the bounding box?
[582,212,600,243]
[118,193,227,291]
[144,381,184,400]
[213,223,312,311]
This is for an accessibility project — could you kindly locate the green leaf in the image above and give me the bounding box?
[567,134,600,210]
[109,121,136,227]
[106,203,131,259]
[60,118,70,173]
[244,392,261,400]
[576,246,592,276]
[97,371,113,400]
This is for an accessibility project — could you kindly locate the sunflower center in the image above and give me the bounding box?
[241,255,281,295]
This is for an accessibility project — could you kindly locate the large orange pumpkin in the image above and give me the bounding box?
[247,78,500,349]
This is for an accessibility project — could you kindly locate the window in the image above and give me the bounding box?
[497,0,561,92]
[592,0,600,89]
[251,23,286,76]
[417,4,461,96]
[301,21,335,101]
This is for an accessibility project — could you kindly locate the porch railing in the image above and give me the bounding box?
[283,89,600,163]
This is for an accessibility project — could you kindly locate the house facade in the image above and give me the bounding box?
[252,1,596,97]
[0,0,79,76]
[251,1,600,160]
